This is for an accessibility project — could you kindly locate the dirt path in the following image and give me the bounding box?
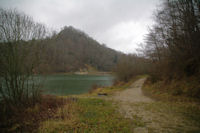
[112,78,153,103]
[111,78,200,133]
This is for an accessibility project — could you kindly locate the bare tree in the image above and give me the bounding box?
[0,8,47,106]
[144,0,200,79]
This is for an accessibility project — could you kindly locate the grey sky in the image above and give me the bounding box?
[0,0,160,53]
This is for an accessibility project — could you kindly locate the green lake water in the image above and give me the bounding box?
[40,74,114,96]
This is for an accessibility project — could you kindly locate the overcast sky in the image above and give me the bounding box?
[0,0,160,53]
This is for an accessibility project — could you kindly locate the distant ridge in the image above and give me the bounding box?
[38,26,124,73]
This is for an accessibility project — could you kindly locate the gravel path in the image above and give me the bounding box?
[112,78,153,103]
[110,78,200,133]
[111,78,152,133]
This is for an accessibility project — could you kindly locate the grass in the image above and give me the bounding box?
[142,77,200,103]
[129,101,200,133]
[140,76,200,132]
[0,95,66,133]
[1,75,142,132]
[39,98,134,133]
[38,76,150,133]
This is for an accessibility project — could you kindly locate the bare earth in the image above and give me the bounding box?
[110,78,200,133]
[112,78,152,103]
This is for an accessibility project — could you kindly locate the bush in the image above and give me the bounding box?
[0,8,46,107]
[114,54,150,82]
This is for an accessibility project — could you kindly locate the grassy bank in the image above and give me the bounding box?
[0,96,66,133]
[138,77,200,132]
[39,98,134,133]
[38,77,142,132]
[142,77,200,103]
[1,96,134,133]
[0,74,137,133]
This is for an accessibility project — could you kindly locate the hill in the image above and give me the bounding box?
[38,26,124,73]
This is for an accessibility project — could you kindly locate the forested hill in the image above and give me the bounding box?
[38,26,123,73]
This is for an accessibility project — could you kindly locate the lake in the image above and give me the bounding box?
[40,74,114,96]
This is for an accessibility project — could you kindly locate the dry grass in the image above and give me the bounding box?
[142,77,200,103]
[127,102,200,133]
[140,77,200,132]
[0,95,68,133]
[39,98,134,133]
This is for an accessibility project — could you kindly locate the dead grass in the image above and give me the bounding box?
[140,76,200,132]
[0,95,68,133]
[39,98,134,133]
[142,77,200,103]
[128,102,200,133]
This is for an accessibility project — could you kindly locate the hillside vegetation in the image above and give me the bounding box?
[36,26,124,73]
